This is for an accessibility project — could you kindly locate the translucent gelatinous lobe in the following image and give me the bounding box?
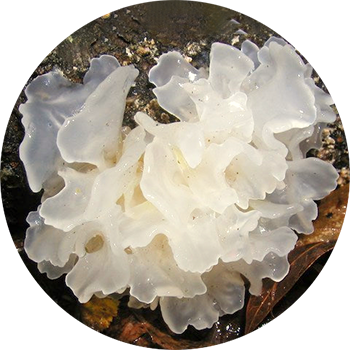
[20,38,339,334]
[19,55,123,192]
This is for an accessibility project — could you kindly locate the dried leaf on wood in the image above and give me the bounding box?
[106,298,232,350]
[80,295,119,331]
[245,184,348,334]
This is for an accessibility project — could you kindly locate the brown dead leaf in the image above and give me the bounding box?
[104,298,213,349]
[117,313,198,349]
[80,295,119,332]
[245,184,348,334]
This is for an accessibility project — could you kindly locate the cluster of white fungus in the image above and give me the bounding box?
[20,38,338,333]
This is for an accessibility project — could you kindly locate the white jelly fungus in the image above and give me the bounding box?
[20,38,338,334]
